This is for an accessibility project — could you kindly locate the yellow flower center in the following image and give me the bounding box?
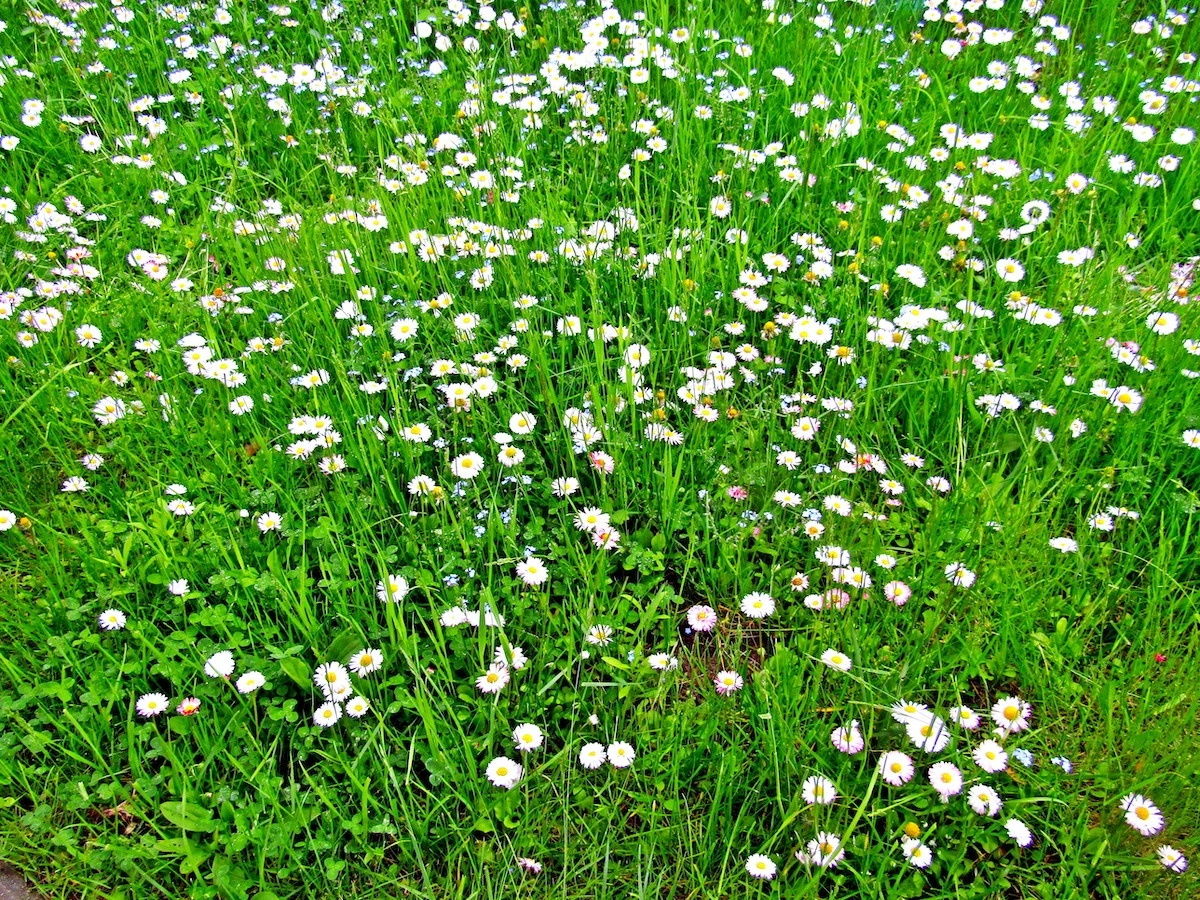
[1136,807,1150,820]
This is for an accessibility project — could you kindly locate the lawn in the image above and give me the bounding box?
[0,0,1198,897]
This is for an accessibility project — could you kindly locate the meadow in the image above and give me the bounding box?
[0,0,1198,897]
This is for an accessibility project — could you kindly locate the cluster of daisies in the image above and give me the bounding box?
[484,731,637,789]
[133,650,265,719]
[310,652,384,726]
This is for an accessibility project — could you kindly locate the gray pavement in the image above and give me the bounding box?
[0,865,36,900]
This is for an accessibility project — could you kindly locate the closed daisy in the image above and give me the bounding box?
[1005,818,1034,847]
[205,651,236,679]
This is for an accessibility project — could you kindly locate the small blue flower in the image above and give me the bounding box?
[1012,748,1034,768]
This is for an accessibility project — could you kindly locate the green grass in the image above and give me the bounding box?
[0,0,1198,897]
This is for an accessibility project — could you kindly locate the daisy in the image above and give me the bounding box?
[647,652,678,671]
[1005,818,1034,847]
[607,741,636,768]
[256,511,283,533]
[891,700,929,725]
[714,671,744,695]
[348,648,383,676]
[205,651,235,678]
[377,575,409,603]
[451,452,484,480]
[928,762,963,799]
[991,696,1032,735]
[907,714,951,753]
[949,705,981,729]
[802,775,838,805]
[820,648,852,672]
[136,692,169,717]
[477,665,510,695]
[805,833,845,868]
[515,557,549,586]
[968,783,1003,816]
[831,721,864,754]
[1119,794,1165,836]
[485,756,522,789]
[585,624,613,646]
[740,592,775,619]
[691,607,715,633]
[236,671,265,694]
[902,838,933,868]
[973,740,1009,773]
[879,751,915,786]
[513,723,544,752]
[176,697,201,716]
[579,743,607,769]
[345,696,371,718]
[494,645,528,670]
[1157,845,1188,873]
[98,609,127,631]
[313,702,342,727]
[744,854,776,880]
[314,661,350,696]
[574,507,610,532]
